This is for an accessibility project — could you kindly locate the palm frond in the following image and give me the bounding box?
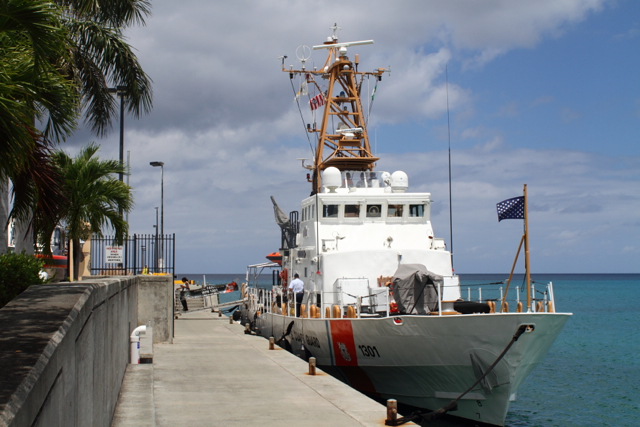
[53,142,134,245]
[67,19,152,136]
[58,0,151,27]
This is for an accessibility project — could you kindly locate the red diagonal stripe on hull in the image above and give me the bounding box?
[329,320,379,396]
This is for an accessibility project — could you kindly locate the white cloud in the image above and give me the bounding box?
[63,0,636,274]
[477,135,504,152]
[613,27,640,40]
[561,107,582,123]
[374,146,640,273]
[113,0,608,138]
[496,102,519,118]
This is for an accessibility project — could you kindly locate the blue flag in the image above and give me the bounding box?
[497,196,525,222]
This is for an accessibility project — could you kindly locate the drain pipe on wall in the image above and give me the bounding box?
[130,325,147,364]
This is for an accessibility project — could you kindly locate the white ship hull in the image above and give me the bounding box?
[245,310,570,426]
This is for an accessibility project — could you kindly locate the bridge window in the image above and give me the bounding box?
[409,204,424,217]
[387,204,403,218]
[323,204,339,218]
[345,204,360,218]
[366,204,381,218]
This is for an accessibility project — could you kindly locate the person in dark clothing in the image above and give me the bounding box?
[179,277,190,311]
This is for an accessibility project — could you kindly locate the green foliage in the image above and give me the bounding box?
[53,142,134,243]
[50,142,133,280]
[62,0,153,136]
[0,250,45,308]
[0,0,152,254]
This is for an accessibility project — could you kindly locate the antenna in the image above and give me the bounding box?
[295,45,311,70]
[277,55,288,70]
[446,65,454,270]
[330,23,341,40]
[312,40,374,50]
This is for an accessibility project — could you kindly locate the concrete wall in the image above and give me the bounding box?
[0,275,164,427]
[137,276,173,344]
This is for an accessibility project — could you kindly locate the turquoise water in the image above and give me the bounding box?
[499,274,640,427]
[181,273,640,426]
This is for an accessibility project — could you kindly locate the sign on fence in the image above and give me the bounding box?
[105,246,124,263]
[92,234,175,276]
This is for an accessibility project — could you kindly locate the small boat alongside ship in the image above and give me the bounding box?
[241,26,571,426]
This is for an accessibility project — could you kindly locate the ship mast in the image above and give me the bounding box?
[284,28,386,194]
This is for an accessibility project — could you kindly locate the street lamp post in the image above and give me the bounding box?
[150,161,164,269]
[108,86,127,182]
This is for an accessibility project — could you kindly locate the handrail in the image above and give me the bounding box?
[245,277,557,316]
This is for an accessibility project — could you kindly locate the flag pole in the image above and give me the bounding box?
[523,184,531,311]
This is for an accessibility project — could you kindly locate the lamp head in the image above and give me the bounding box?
[150,161,164,167]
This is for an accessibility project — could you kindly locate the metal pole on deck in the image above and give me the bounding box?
[523,184,532,311]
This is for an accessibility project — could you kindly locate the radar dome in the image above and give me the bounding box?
[391,171,408,193]
[323,167,341,192]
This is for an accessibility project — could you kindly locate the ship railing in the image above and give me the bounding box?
[245,285,287,315]
[310,288,390,319]
[317,278,390,319]
[250,279,390,319]
[249,286,310,317]
[457,280,557,313]
[248,280,557,316]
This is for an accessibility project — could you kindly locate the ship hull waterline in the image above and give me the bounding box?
[242,309,570,426]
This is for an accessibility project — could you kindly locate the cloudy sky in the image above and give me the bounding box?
[67,0,640,274]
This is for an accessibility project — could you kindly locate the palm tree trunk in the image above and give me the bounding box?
[0,181,8,254]
[72,238,82,281]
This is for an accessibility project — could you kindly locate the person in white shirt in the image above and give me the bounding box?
[288,273,304,316]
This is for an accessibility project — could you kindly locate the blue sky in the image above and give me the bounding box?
[64,0,639,274]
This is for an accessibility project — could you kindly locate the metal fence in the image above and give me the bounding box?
[90,234,175,276]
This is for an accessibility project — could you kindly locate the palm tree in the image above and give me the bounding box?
[0,0,79,252]
[51,143,134,280]
[0,0,153,254]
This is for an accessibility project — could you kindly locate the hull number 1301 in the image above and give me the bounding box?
[358,345,380,358]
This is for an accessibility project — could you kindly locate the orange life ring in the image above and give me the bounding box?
[279,268,288,285]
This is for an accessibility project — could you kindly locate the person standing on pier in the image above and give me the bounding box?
[179,277,190,311]
[288,273,304,317]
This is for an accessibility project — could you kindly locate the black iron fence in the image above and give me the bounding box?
[90,234,175,276]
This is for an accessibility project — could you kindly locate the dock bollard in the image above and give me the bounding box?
[309,357,316,375]
[386,399,397,425]
[269,336,275,350]
[229,314,233,324]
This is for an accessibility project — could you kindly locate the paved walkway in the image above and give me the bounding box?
[113,311,406,426]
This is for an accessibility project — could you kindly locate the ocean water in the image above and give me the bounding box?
[498,274,640,427]
[180,273,640,426]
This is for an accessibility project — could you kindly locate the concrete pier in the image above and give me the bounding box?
[113,310,411,426]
